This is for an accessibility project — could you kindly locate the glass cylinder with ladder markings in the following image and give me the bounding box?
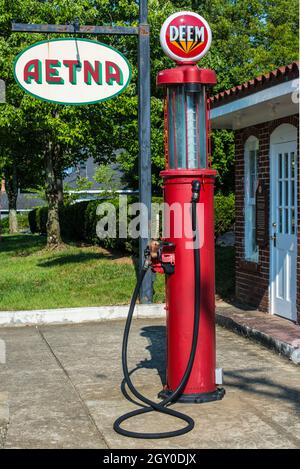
[166,83,208,170]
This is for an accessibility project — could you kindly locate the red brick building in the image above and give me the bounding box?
[211,62,299,323]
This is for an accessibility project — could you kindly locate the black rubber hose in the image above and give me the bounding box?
[113,183,201,439]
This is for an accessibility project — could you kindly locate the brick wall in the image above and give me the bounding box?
[235,115,299,323]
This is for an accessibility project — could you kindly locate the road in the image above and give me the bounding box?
[0,319,299,449]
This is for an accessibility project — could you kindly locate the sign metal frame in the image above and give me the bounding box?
[11,1,153,303]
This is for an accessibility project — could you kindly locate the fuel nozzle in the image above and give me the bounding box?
[143,239,162,267]
[191,180,201,203]
[149,239,161,259]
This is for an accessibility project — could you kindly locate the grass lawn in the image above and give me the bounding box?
[0,235,234,311]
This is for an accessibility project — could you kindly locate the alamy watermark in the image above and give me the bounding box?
[95,195,205,249]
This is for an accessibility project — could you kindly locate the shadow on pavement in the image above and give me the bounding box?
[139,326,166,386]
[224,369,300,412]
[120,325,300,415]
[120,325,166,407]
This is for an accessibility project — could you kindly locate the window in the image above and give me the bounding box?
[244,136,259,262]
[277,151,296,235]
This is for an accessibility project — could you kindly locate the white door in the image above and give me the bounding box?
[270,140,297,321]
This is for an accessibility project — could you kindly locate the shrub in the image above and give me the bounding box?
[28,206,47,234]
[28,208,38,233]
[0,212,30,234]
[60,201,90,241]
[86,196,140,254]
[214,193,235,237]
[18,213,30,231]
[38,207,48,234]
[84,199,102,245]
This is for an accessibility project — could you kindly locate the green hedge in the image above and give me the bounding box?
[214,193,235,236]
[28,193,235,251]
[28,198,140,253]
[28,206,48,235]
[28,203,89,240]
[0,212,30,234]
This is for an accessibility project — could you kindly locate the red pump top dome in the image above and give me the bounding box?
[157,66,217,87]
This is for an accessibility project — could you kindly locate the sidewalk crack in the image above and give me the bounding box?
[36,326,110,449]
[239,395,300,448]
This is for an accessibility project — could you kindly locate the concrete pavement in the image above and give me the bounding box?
[1,302,299,367]
[0,319,299,449]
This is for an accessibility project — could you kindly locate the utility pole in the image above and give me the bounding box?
[138,0,152,303]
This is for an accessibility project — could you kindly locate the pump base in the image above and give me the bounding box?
[158,387,225,404]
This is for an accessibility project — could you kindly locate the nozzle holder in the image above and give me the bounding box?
[191,180,201,202]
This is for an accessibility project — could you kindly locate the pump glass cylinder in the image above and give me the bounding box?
[167,84,207,170]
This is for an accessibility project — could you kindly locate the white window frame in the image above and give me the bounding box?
[244,136,259,262]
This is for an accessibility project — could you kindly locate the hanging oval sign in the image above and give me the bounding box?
[160,11,212,64]
[13,38,132,105]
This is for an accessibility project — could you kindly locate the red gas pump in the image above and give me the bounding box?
[114,11,224,440]
[155,64,225,403]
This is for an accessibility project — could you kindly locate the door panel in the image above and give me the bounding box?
[271,142,297,320]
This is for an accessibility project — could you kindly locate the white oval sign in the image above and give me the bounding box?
[13,38,132,105]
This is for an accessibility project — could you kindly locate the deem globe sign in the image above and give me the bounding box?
[13,38,132,105]
[160,11,212,63]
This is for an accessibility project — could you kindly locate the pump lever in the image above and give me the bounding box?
[147,239,176,275]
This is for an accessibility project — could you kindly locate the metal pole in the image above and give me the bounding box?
[138,0,152,303]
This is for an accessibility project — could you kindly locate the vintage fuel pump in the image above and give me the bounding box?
[114,11,225,440]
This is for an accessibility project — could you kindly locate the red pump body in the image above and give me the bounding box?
[156,66,224,402]
[162,169,216,396]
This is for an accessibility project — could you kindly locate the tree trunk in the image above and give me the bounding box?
[45,142,62,248]
[0,179,5,241]
[57,175,64,206]
[5,165,18,234]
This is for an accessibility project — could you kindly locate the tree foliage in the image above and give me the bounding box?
[0,0,298,207]
[89,0,299,193]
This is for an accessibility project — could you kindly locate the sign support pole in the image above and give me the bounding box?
[11,1,153,302]
[138,0,152,303]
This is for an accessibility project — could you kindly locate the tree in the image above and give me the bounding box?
[18,100,95,246]
[0,0,121,245]
[0,102,44,233]
[94,164,121,197]
[107,0,299,193]
[0,106,19,233]
[0,0,298,247]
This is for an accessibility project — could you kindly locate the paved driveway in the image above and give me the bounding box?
[0,319,299,449]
